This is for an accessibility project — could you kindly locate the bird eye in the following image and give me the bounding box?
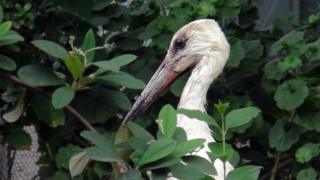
[174,38,187,50]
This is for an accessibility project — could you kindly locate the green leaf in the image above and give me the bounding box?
[0,21,12,37]
[110,54,137,67]
[0,30,24,46]
[176,109,220,128]
[195,1,216,17]
[65,55,84,81]
[31,94,65,127]
[226,166,262,180]
[268,118,301,151]
[170,77,186,97]
[96,71,146,89]
[115,125,132,162]
[1,86,22,103]
[53,170,69,180]
[263,60,285,80]
[55,144,81,169]
[93,0,112,11]
[138,22,159,40]
[225,107,260,130]
[127,121,154,141]
[128,137,149,151]
[6,129,32,149]
[303,39,320,62]
[0,55,16,71]
[216,0,240,18]
[31,40,68,60]
[170,138,205,158]
[92,87,132,111]
[138,138,176,166]
[73,92,117,123]
[142,156,181,171]
[295,111,320,132]
[85,146,123,162]
[118,170,141,180]
[214,101,229,116]
[270,31,305,55]
[2,94,25,123]
[172,127,187,144]
[130,150,144,164]
[92,60,120,72]
[18,65,64,86]
[52,86,75,109]
[208,142,234,162]
[81,131,114,149]
[278,56,302,72]
[242,40,263,59]
[170,163,205,180]
[227,38,245,67]
[296,168,317,180]
[182,155,216,176]
[69,150,90,177]
[158,104,177,138]
[82,29,96,63]
[93,163,112,178]
[274,79,309,110]
[295,143,320,163]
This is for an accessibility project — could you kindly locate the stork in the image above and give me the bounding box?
[123,19,233,179]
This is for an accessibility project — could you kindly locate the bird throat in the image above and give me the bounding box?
[178,56,226,112]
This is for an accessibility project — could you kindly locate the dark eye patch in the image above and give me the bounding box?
[174,38,187,50]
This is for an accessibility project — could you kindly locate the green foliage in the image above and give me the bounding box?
[96,71,146,89]
[225,107,260,130]
[0,55,16,71]
[31,40,69,60]
[69,151,89,177]
[64,55,84,81]
[55,144,82,169]
[18,65,64,86]
[31,94,65,127]
[158,104,177,138]
[226,166,262,180]
[71,104,261,178]
[1,1,320,179]
[52,86,75,109]
[295,143,320,163]
[268,119,301,151]
[6,129,32,149]
[274,79,309,110]
[296,168,318,180]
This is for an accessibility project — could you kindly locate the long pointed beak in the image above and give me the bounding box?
[122,58,179,124]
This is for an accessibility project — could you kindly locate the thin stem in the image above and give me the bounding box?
[260,158,294,180]
[219,110,226,179]
[84,44,108,55]
[8,149,16,180]
[221,116,226,154]
[0,70,97,132]
[270,151,282,180]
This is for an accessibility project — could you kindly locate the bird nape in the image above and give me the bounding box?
[122,19,233,179]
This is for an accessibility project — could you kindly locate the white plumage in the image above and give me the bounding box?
[175,19,233,180]
[123,19,233,179]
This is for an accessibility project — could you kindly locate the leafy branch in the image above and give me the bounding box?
[0,70,97,132]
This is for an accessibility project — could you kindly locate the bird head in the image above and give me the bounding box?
[123,19,229,124]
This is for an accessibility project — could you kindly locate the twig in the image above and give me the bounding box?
[8,148,15,180]
[0,70,97,132]
[259,158,293,180]
[270,151,281,180]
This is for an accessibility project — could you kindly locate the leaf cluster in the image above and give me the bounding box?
[0,0,320,179]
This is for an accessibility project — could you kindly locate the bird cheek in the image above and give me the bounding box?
[173,59,194,73]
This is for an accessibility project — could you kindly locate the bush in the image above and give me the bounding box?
[0,0,320,179]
